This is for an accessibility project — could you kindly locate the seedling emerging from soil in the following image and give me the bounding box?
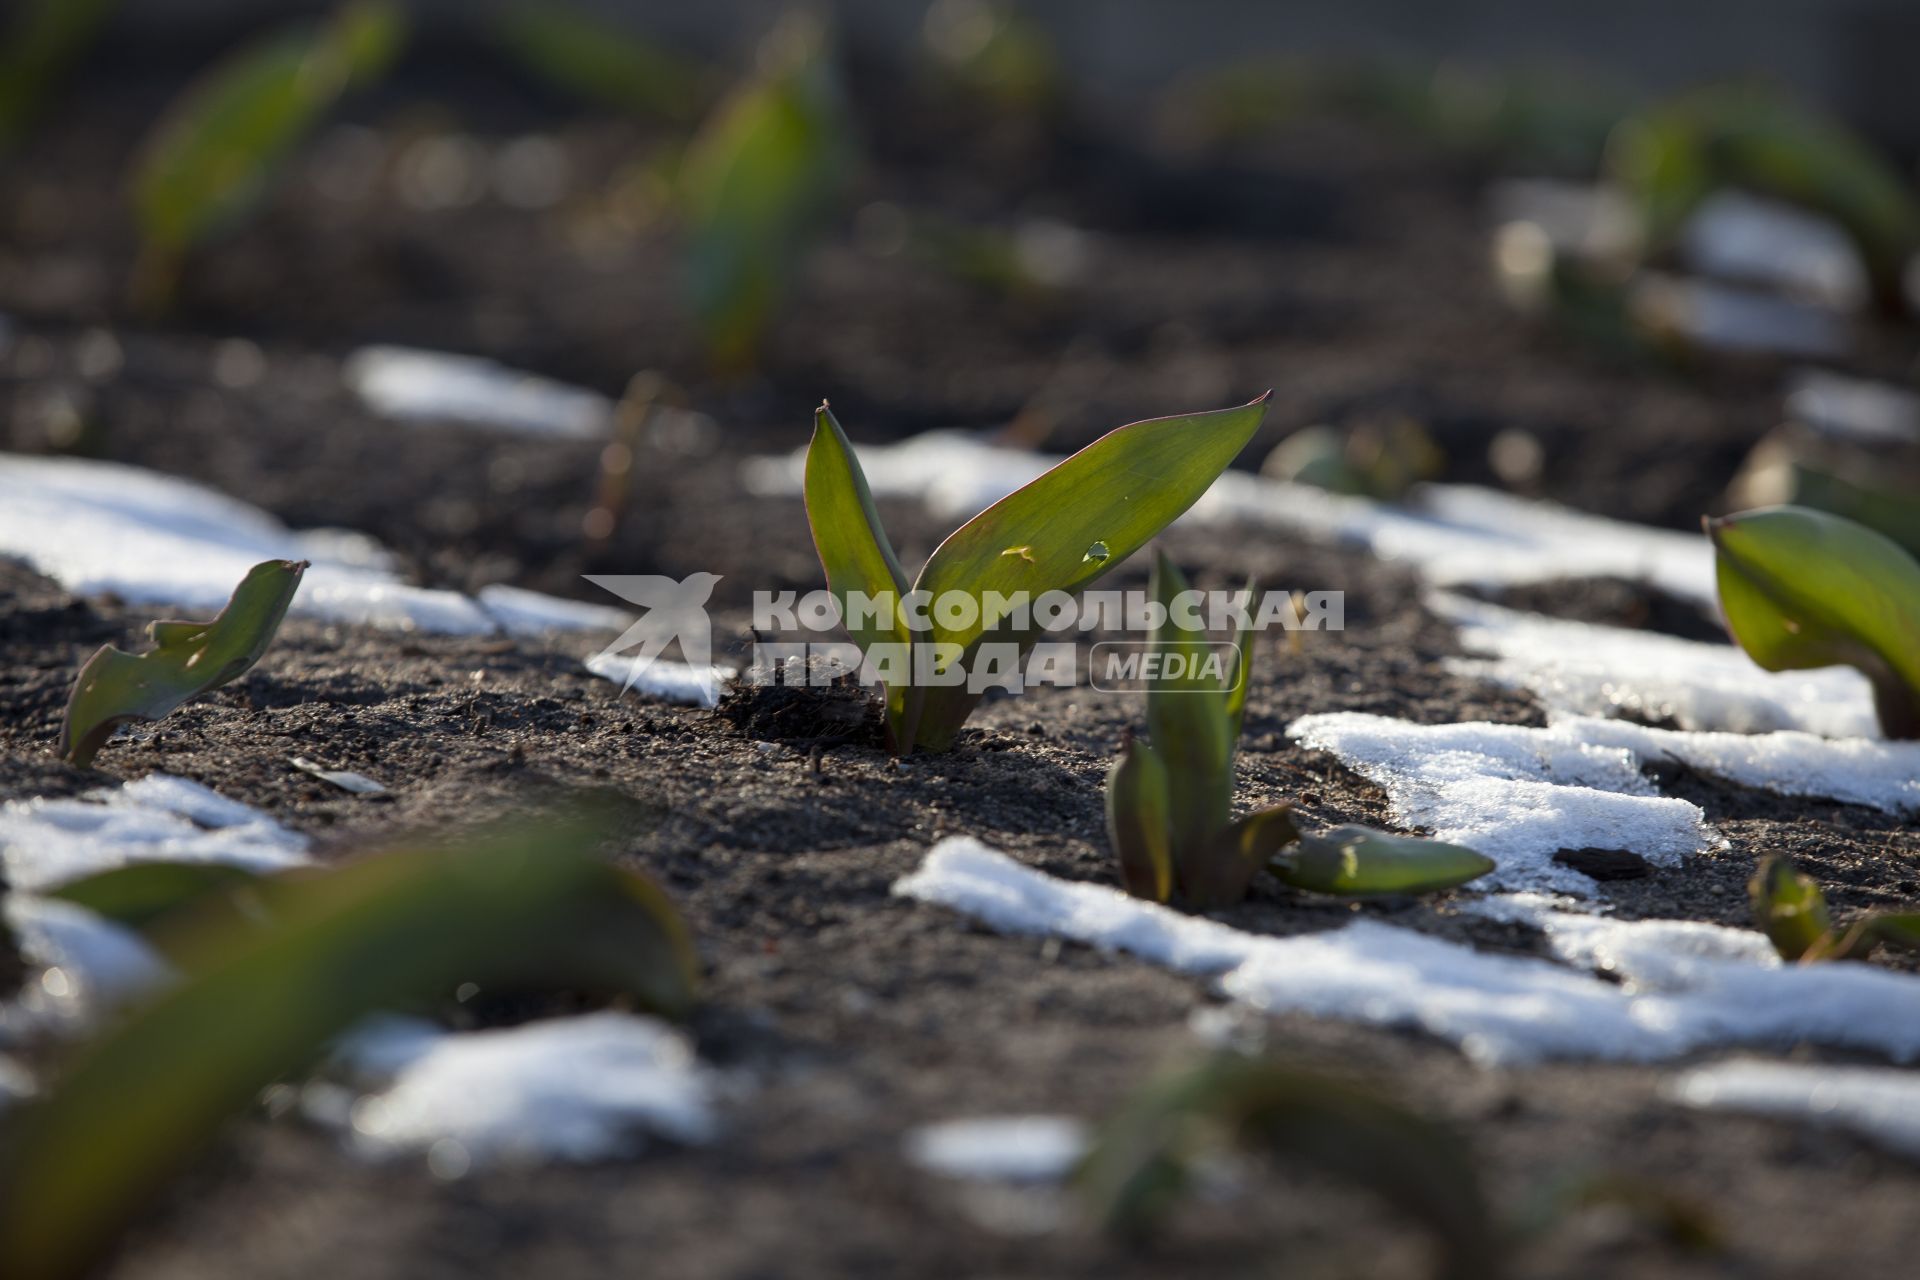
[130,0,403,308]
[0,805,696,1279]
[678,16,852,368]
[61,558,307,768]
[1607,85,1920,313]
[1750,855,1920,965]
[805,397,1267,754]
[1707,505,1920,739]
[1076,1053,1503,1280]
[1108,551,1493,910]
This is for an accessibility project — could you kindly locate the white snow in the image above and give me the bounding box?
[1786,368,1920,445]
[894,839,1920,1067]
[1285,713,1720,891]
[0,776,303,1037]
[741,436,1716,603]
[326,1011,717,1166]
[0,774,310,894]
[1632,274,1850,358]
[583,652,735,708]
[1432,591,1881,738]
[1680,191,1868,311]
[475,583,632,636]
[1669,1060,1920,1161]
[0,452,637,635]
[904,1115,1089,1183]
[343,345,612,438]
[1288,711,1920,878]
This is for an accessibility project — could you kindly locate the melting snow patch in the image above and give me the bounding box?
[1433,591,1880,738]
[1,896,170,1036]
[1786,368,1920,445]
[0,452,631,634]
[1286,713,1719,891]
[0,774,310,894]
[326,1011,717,1166]
[1631,274,1850,358]
[476,583,632,635]
[905,1115,1089,1183]
[584,652,735,708]
[742,436,1715,602]
[1670,1060,1920,1161]
[1679,191,1868,311]
[343,346,612,438]
[895,839,1920,1067]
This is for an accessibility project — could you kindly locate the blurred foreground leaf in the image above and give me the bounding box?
[1077,1053,1503,1280]
[679,17,853,368]
[0,806,695,1279]
[1708,505,1920,738]
[131,0,404,308]
[1273,825,1496,897]
[493,1,710,121]
[45,861,262,934]
[0,0,117,148]
[61,558,306,768]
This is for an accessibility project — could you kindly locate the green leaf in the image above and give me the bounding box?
[1077,1054,1503,1280]
[1272,825,1495,897]
[131,0,403,304]
[803,403,917,749]
[493,0,709,120]
[0,0,117,149]
[1223,576,1257,742]
[1106,733,1174,902]
[1747,855,1832,962]
[1143,550,1236,902]
[1185,804,1298,909]
[678,17,852,366]
[43,861,261,933]
[1708,505,1920,738]
[61,558,307,768]
[0,805,696,1279]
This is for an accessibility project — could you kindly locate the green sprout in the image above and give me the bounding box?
[61,558,307,769]
[130,0,404,309]
[1707,505,1920,739]
[1749,855,1920,964]
[0,805,695,1280]
[491,0,712,122]
[805,397,1269,755]
[0,0,118,150]
[1076,1052,1504,1280]
[677,17,853,369]
[1606,85,1920,313]
[1107,552,1494,909]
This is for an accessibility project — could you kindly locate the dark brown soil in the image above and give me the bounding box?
[3,48,1919,1280]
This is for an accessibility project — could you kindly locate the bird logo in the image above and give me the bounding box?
[583,572,724,704]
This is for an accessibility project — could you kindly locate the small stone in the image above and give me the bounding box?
[1553,847,1652,881]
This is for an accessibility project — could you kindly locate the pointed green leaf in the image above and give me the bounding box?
[913,397,1268,659]
[132,1,402,287]
[1143,551,1236,898]
[678,19,852,365]
[1106,734,1174,903]
[1708,506,1920,738]
[62,558,307,768]
[1747,854,1832,962]
[1184,804,1298,910]
[803,404,917,748]
[1077,1054,1503,1280]
[1272,825,1494,896]
[43,861,261,934]
[0,806,696,1279]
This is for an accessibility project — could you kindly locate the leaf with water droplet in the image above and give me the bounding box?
[1083,540,1110,564]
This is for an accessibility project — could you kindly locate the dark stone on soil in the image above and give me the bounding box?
[1554,847,1654,881]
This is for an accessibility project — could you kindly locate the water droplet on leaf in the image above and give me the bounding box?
[1083,541,1110,564]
